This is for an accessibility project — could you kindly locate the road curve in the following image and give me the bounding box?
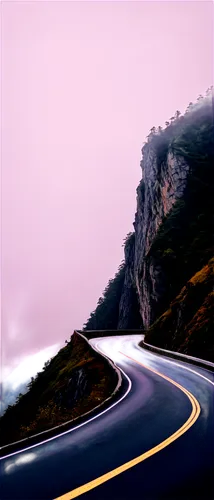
[0,335,213,500]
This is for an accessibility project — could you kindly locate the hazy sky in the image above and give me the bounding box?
[1,1,213,391]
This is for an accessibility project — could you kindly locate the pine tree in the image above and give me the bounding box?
[186,102,193,113]
[175,110,181,119]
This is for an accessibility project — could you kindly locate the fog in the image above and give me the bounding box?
[1,1,212,401]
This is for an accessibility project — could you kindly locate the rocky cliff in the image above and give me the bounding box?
[117,147,190,329]
[84,88,214,360]
[133,150,189,328]
[117,233,143,329]
[117,90,214,335]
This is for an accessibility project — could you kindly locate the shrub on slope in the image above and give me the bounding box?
[0,332,117,446]
[144,258,214,362]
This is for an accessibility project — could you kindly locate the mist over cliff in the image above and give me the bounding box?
[84,88,214,361]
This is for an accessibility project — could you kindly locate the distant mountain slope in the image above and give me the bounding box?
[0,381,28,418]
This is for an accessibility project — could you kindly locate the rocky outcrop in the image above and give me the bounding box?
[84,90,213,360]
[135,148,189,328]
[118,146,189,329]
[117,234,142,329]
[54,367,90,409]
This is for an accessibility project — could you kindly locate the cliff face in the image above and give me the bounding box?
[84,89,214,360]
[118,149,190,329]
[117,234,142,329]
[118,91,214,335]
[133,149,189,328]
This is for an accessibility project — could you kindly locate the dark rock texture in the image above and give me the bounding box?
[118,148,189,329]
[117,233,142,329]
[84,89,214,359]
[54,367,90,409]
[145,258,214,362]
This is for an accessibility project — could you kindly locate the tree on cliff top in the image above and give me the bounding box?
[83,262,125,330]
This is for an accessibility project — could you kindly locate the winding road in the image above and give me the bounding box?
[0,335,214,500]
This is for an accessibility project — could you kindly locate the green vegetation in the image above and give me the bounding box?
[83,262,125,330]
[144,258,214,361]
[0,332,117,446]
[83,232,142,331]
[146,91,214,319]
[142,89,214,359]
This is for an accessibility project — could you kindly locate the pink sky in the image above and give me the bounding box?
[1,1,213,386]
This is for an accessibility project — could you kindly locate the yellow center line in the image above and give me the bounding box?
[54,352,200,500]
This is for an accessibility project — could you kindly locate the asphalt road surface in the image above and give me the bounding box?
[0,335,214,500]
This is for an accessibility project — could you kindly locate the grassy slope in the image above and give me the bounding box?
[144,258,214,362]
[0,332,117,447]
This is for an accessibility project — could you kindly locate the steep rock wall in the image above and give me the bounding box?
[135,147,189,328]
[117,234,142,329]
[118,145,190,329]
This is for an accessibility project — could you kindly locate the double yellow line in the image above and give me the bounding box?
[54,352,200,500]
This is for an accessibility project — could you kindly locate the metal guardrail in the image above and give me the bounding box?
[142,341,214,372]
[1,330,212,458]
[78,331,123,395]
